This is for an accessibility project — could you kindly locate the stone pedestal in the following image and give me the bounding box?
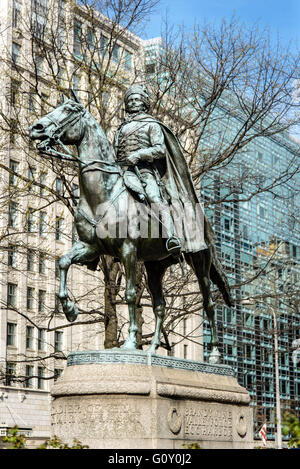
[50,350,253,449]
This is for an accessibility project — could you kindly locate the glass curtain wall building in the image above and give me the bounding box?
[202,135,300,440]
[144,37,300,441]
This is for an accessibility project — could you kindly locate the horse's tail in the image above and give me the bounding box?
[203,215,234,307]
[210,259,234,307]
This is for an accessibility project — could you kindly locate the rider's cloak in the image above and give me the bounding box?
[129,114,233,305]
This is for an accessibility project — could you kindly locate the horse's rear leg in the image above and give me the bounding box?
[120,239,138,350]
[58,241,99,322]
[144,261,167,353]
[189,251,221,364]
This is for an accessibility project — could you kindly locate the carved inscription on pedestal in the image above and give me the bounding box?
[52,400,145,439]
[184,406,232,440]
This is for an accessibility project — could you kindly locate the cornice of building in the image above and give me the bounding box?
[73,3,143,51]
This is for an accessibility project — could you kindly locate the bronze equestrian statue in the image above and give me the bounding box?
[29,86,233,364]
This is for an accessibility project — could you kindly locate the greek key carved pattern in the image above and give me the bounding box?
[67,351,235,377]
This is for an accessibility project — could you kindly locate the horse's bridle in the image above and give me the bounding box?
[37,105,122,175]
[37,106,86,163]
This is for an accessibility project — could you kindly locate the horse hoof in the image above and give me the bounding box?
[121,339,137,351]
[208,347,221,364]
[64,302,78,323]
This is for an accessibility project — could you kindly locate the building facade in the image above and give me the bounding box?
[0,0,144,442]
[0,2,299,446]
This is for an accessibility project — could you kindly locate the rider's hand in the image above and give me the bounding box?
[126,154,140,165]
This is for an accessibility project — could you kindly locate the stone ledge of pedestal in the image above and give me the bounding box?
[50,362,253,449]
[157,383,250,405]
[51,362,250,406]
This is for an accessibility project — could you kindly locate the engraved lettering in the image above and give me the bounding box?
[183,405,232,440]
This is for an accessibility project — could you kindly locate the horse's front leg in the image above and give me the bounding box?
[120,239,138,350]
[58,241,99,322]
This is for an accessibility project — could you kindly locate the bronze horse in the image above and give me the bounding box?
[29,96,233,363]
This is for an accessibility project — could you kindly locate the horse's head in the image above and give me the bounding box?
[29,95,86,151]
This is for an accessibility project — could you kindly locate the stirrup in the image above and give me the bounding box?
[166,236,181,257]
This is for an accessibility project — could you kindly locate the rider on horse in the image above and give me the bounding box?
[114,84,207,257]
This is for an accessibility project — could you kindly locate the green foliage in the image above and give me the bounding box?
[282,412,300,448]
[1,426,26,449]
[1,427,89,449]
[38,435,89,449]
[183,442,202,449]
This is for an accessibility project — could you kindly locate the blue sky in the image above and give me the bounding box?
[142,0,300,48]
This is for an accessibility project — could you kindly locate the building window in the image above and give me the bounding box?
[72,223,78,245]
[25,365,34,389]
[292,245,297,258]
[86,27,94,49]
[34,55,43,76]
[55,177,63,195]
[55,217,63,240]
[9,159,19,186]
[10,81,19,107]
[183,344,188,359]
[26,326,34,349]
[7,323,16,346]
[29,91,36,112]
[28,165,36,192]
[55,294,62,313]
[112,43,120,62]
[244,343,254,360]
[54,331,63,352]
[12,0,21,28]
[38,252,46,274]
[124,50,132,70]
[5,362,16,386]
[100,34,108,55]
[27,207,35,233]
[26,287,34,310]
[38,329,46,351]
[39,211,46,236]
[257,205,266,219]
[27,249,35,272]
[39,172,47,195]
[54,368,63,381]
[9,118,18,145]
[8,201,18,227]
[224,218,231,231]
[7,283,17,307]
[37,367,45,389]
[225,343,233,356]
[183,318,187,336]
[8,245,17,268]
[38,290,46,312]
[73,20,82,55]
[55,259,60,278]
[12,42,21,64]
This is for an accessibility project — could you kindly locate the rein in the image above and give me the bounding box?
[37,104,125,228]
[38,106,122,175]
